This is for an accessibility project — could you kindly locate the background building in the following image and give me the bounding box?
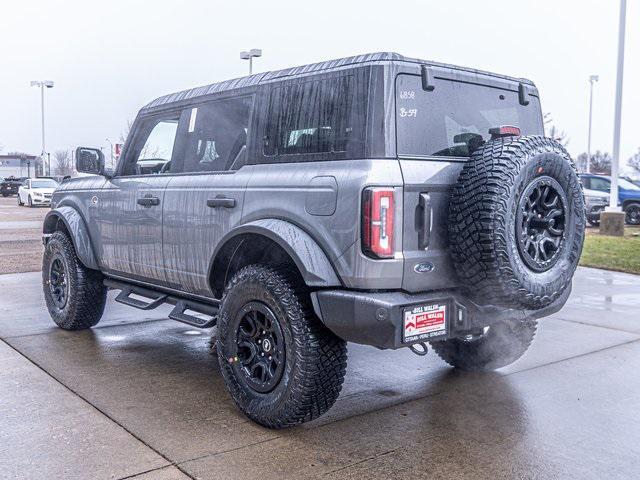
[0,154,38,178]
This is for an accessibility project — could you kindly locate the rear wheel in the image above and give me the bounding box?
[430,319,537,371]
[216,264,347,428]
[42,231,107,330]
[625,203,640,225]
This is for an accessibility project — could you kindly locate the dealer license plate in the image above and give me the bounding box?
[403,303,447,342]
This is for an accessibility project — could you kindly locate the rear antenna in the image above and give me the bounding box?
[518,82,530,106]
[421,65,435,92]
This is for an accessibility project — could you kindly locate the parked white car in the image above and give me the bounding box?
[18,178,59,207]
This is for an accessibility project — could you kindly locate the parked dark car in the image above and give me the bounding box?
[42,52,585,428]
[0,176,28,197]
[580,173,640,225]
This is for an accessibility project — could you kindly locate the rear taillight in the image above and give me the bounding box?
[362,187,395,259]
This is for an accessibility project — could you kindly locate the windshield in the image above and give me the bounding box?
[396,75,543,158]
[619,178,640,190]
[31,179,58,188]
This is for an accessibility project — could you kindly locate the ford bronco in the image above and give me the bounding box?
[42,52,585,428]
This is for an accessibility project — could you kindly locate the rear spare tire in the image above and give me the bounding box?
[448,136,585,310]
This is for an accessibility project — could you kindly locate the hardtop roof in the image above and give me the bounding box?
[143,52,534,111]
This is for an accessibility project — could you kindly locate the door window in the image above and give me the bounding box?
[589,177,611,193]
[123,114,180,176]
[180,96,252,173]
[263,75,360,158]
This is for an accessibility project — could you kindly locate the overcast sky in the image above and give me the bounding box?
[2,0,638,169]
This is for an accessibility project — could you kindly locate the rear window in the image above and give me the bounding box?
[263,75,363,158]
[396,74,543,158]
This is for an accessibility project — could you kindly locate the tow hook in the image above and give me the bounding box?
[409,342,428,356]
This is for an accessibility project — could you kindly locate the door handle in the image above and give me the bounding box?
[207,196,236,208]
[137,195,160,207]
[418,193,431,249]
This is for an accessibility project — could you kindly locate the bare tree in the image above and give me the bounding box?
[120,119,133,145]
[543,113,569,147]
[576,153,589,173]
[627,148,640,176]
[53,150,74,176]
[577,151,612,175]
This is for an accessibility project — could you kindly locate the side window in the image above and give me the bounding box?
[123,114,180,176]
[181,96,252,173]
[590,177,611,193]
[264,75,356,157]
[581,177,591,189]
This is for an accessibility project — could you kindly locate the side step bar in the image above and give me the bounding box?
[105,278,218,328]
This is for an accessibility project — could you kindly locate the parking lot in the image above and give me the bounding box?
[1,196,640,480]
[0,196,47,274]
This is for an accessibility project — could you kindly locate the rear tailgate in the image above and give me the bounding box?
[395,71,543,293]
[400,160,462,292]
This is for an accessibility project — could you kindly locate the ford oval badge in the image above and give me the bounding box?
[414,262,435,273]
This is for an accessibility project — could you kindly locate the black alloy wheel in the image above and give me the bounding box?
[516,176,568,272]
[234,301,286,393]
[48,255,69,309]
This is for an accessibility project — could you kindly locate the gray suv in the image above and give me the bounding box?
[42,53,585,428]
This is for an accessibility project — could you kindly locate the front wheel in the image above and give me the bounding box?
[17,195,23,206]
[216,265,348,428]
[430,319,537,371]
[42,231,107,330]
[28,196,33,207]
[625,203,640,225]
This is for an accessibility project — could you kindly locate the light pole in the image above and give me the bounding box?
[30,80,54,176]
[607,0,626,213]
[240,49,262,75]
[106,138,114,167]
[586,74,599,173]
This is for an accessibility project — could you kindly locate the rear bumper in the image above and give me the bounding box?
[311,285,571,349]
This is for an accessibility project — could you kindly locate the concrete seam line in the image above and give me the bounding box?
[175,436,281,466]
[0,338,197,480]
[322,447,400,475]
[116,465,175,480]
[552,316,640,336]
[0,316,171,341]
[507,337,640,377]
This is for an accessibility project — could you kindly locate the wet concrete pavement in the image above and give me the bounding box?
[1,267,639,479]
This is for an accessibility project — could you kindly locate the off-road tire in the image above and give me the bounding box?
[625,203,640,225]
[430,318,537,371]
[42,231,107,330]
[216,264,348,429]
[448,136,585,310]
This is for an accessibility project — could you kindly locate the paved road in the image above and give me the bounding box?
[1,267,639,479]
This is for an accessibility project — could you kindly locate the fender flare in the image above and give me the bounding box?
[211,219,341,288]
[43,206,99,270]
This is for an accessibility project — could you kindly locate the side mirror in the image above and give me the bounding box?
[75,147,106,176]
